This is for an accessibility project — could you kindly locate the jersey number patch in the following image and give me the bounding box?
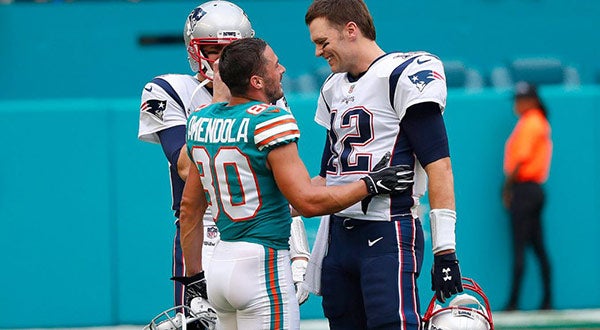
[327,106,374,173]
[192,146,261,222]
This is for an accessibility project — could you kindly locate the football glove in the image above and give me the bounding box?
[172,271,208,308]
[360,152,413,196]
[431,252,463,303]
[291,258,309,305]
[362,152,394,213]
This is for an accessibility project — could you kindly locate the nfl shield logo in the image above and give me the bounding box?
[207,226,218,239]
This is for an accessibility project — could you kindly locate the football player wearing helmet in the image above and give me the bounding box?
[180,37,413,330]
[138,2,310,327]
[423,278,494,330]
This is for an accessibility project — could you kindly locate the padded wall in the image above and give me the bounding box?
[1,87,599,327]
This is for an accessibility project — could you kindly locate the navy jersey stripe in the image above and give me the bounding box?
[152,77,186,114]
[389,56,419,111]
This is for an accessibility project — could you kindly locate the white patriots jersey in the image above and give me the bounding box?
[138,73,216,225]
[138,74,212,144]
[315,52,447,221]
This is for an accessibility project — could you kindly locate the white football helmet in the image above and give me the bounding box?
[183,0,255,79]
[144,298,217,330]
[423,278,494,330]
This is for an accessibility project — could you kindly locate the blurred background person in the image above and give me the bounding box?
[502,81,553,311]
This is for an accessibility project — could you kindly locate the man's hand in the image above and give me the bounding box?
[360,152,413,196]
[172,271,208,307]
[431,253,463,303]
[291,258,309,305]
[362,152,404,213]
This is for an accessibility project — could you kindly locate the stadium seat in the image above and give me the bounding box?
[443,60,484,90]
[490,56,580,89]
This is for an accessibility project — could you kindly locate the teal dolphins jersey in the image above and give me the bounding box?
[186,100,300,250]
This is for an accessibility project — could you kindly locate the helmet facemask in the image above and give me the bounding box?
[188,33,242,81]
[423,278,494,330]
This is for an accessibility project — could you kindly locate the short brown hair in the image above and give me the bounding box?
[219,38,268,96]
[305,0,376,40]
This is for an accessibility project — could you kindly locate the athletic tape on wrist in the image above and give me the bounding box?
[429,208,456,254]
[289,216,310,259]
[291,259,308,283]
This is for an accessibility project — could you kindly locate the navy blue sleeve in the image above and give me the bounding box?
[319,133,332,178]
[157,125,187,167]
[400,102,450,167]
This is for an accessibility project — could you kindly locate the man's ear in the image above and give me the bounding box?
[345,21,359,40]
[250,75,263,89]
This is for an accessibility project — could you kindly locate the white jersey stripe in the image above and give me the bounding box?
[255,114,296,130]
[255,115,299,150]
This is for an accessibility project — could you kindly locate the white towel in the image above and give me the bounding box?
[301,215,330,296]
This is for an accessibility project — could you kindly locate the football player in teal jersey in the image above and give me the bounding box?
[177,37,414,329]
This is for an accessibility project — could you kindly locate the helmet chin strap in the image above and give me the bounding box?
[200,58,215,81]
[187,78,212,114]
[187,57,219,114]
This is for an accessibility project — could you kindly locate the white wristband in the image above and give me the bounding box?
[429,208,457,254]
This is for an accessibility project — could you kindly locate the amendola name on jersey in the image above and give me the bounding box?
[315,52,447,221]
[186,101,300,250]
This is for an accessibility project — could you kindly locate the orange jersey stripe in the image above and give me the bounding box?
[267,248,282,329]
[255,118,297,136]
[256,129,300,148]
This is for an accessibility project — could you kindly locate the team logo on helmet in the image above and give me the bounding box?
[188,7,207,28]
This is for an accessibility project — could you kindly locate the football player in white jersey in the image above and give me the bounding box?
[137,1,310,321]
[303,1,464,329]
[180,37,414,330]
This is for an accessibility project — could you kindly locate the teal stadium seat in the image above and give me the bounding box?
[443,60,484,90]
[491,56,580,89]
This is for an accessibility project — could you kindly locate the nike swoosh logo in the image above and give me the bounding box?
[417,58,431,65]
[376,180,388,191]
[368,237,383,247]
[144,85,153,92]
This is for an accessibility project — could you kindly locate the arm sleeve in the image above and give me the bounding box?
[401,102,450,167]
[157,125,187,166]
[319,134,332,178]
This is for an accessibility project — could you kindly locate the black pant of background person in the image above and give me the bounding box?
[506,182,552,311]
